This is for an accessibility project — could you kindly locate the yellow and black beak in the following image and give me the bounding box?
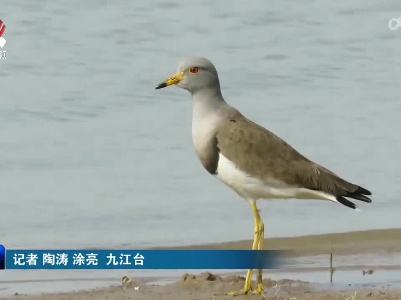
[155,72,184,89]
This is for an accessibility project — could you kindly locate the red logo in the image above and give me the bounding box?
[0,20,5,37]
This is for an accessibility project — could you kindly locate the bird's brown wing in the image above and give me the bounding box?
[215,108,372,208]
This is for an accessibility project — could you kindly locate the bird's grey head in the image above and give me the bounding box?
[155,57,221,95]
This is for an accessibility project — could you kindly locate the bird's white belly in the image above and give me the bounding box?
[214,153,335,202]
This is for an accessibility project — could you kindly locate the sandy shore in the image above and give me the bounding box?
[158,227,401,255]
[2,228,401,300]
[5,273,401,300]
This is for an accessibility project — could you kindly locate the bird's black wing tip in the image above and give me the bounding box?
[336,196,358,209]
[356,186,372,196]
[346,186,373,203]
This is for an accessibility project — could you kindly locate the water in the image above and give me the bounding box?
[1,0,401,260]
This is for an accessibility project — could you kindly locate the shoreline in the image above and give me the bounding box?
[1,227,401,300]
[153,227,401,255]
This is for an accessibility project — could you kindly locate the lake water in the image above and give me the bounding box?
[1,0,401,251]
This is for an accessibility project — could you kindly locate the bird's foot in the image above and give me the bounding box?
[226,288,251,296]
[213,281,252,297]
[251,283,265,295]
[214,288,250,297]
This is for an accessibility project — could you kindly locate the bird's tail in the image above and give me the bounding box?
[335,185,372,209]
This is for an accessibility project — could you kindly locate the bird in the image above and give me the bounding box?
[155,57,372,296]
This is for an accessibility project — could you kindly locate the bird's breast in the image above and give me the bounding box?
[191,115,220,175]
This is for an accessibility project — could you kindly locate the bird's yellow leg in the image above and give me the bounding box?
[252,211,265,295]
[217,200,262,297]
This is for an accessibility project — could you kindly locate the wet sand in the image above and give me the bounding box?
[5,273,401,300]
[2,228,401,300]
[159,227,401,256]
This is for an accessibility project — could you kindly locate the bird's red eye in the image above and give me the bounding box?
[189,67,199,74]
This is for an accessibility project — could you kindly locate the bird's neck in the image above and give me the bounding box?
[191,88,226,153]
[191,87,226,116]
[191,87,228,147]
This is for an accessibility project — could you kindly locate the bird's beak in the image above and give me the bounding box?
[155,71,184,89]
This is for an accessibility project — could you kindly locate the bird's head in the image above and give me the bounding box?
[155,57,220,95]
